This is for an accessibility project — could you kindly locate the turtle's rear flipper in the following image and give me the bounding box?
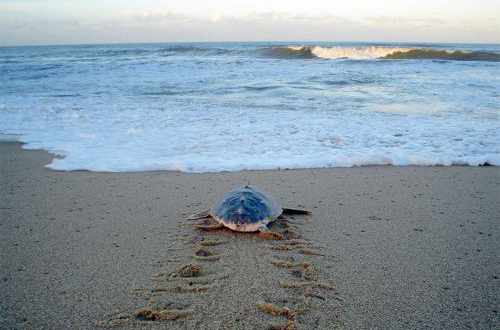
[187,209,212,220]
[282,207,311,215]
[194,222,225,231]
[258,224,284,240]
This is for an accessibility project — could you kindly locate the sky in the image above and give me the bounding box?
[0,0,499,46]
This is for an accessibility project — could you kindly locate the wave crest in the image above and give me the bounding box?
[383,49,500,61]
[262,46,316,59]
[263,46,500,62]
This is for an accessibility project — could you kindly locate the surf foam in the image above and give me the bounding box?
[266,46,500,61]
[1,104,498,173]
[294,46,413,59]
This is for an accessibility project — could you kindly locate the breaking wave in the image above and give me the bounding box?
[264,46,500,62]
[383,49,500,61]
[262,46,317,59]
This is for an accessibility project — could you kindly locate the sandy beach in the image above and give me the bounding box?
[1,141,499,330]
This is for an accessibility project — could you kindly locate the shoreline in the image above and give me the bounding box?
[1,141,499,329]
[2,132,497,173]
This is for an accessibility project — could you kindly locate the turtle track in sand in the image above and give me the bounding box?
[97,211,343,329]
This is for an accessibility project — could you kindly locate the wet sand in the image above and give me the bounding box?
[1,141,499,329]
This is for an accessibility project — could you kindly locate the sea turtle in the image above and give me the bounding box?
[187,185,310,239]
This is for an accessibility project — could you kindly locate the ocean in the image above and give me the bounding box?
[0,42,499,172]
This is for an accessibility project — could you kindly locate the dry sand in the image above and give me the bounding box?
[1,141,499,329]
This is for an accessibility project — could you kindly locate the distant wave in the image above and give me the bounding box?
[262,46,316,59]
[383,49,500,61]
[99,48,152,56]
[159,45,232,56]
[85,45,233,58]
[263,46,500,62]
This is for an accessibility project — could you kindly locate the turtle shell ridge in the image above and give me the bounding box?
[211,185,281,225]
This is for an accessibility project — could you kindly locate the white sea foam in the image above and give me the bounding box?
[1,103,498,172]
[292,46,413,59]
[284,45,483,60]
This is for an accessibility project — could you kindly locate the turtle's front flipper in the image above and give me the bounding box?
[187,209,212,220]
[282,207,311,215]
[258,224,283,240]
[194,222,225,231]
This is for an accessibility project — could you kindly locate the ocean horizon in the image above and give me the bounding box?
[1,41,499,172]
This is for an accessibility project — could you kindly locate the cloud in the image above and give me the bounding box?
[2,18,79,30]
[231,11,347,24]
[365,15,447,26]
[125,11,191,24]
